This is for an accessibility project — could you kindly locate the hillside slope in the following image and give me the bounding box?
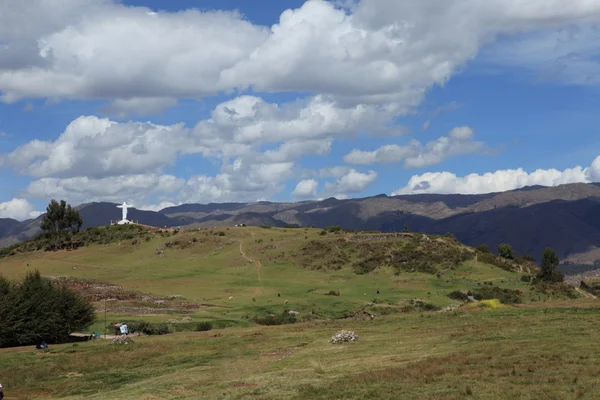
[2,182,600,263]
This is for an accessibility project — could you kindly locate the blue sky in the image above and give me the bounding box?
[0,0,599,219]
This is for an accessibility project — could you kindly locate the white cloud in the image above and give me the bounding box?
[193,95,398,155]
[139,201,177,212]
[23,174,185,205]
[0,198,41,221]
[2,0,600,206]
[393,156,600,195]
[2,0,599,105]
[0,131,7,137]
[0,93,396,204]
[344,126,485,168]
[100,97,178,118]
[587,156,600,181]
[0,116,192,179]
[0,1,268,103]
[292,179,319,198]
[324,169,377,194]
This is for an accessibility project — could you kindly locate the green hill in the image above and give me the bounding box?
[2,225,544,325]
[2,225,597,400]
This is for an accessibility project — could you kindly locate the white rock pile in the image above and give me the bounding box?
[330,330,359,343]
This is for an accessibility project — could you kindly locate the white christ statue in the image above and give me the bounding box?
[116,202,133,224]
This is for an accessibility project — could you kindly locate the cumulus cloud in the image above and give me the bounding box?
[0,198,41,221]
[2,0,600,205]
[1,94,389,181]
[292,179,319,198]
[344,126,485,168]
[0,116,192,179]
[23,174,186,205]
[393,156,600,195]
[2,0,599,105]
[324,169,377,194]
[193,95,397,155]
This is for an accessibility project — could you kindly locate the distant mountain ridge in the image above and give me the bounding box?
[2,183,600,264]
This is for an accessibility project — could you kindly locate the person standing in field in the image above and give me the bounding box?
[0,382,4,399]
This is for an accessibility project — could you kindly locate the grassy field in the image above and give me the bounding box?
[1,304,600,399]
[0,225,595,399]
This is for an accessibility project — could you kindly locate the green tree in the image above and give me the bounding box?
[537,247,563,283]
[402,224,410,233]
[0,270,95,348]
[476,244,491,253]
[40,200,83,249]
[497,243,514,260]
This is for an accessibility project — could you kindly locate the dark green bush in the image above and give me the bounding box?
[476,244,491,253]
[196,322,213,332]
[129,321,170,335]
[497,243,515,260]
[0,271,95,348]
[516,254,535,263]
[473,286,522,304]
[326,290,340,296]
[520,275,532,282]
[251,311,297,326]
[448,290,469,301]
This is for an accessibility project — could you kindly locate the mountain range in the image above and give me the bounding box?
[2,182,600,264]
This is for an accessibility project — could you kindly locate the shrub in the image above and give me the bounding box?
[497,243,515,260]
[476,244,491,253]
[520,275,532,282]
[251,311,297,326]
[196,322,213,332]
[217,231,225,237]
[473,286,522,304]
[326,226,343,233]
[448,290,469,301]
[129,321,170,335]
[353,254,386,275]
[326,290,340,296]
[404,299,440,312]
[260,225,272,229]
[477,252,515,272]
[444,232,457,241]
[319,230,327,236]
[533,281,578,298]
[478,299,503,309]
[517,254,536,263]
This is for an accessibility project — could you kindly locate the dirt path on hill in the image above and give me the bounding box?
[575,287,598,299]
[239,240,263,294]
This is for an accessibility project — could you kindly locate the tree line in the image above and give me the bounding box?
[0,270,95,348]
